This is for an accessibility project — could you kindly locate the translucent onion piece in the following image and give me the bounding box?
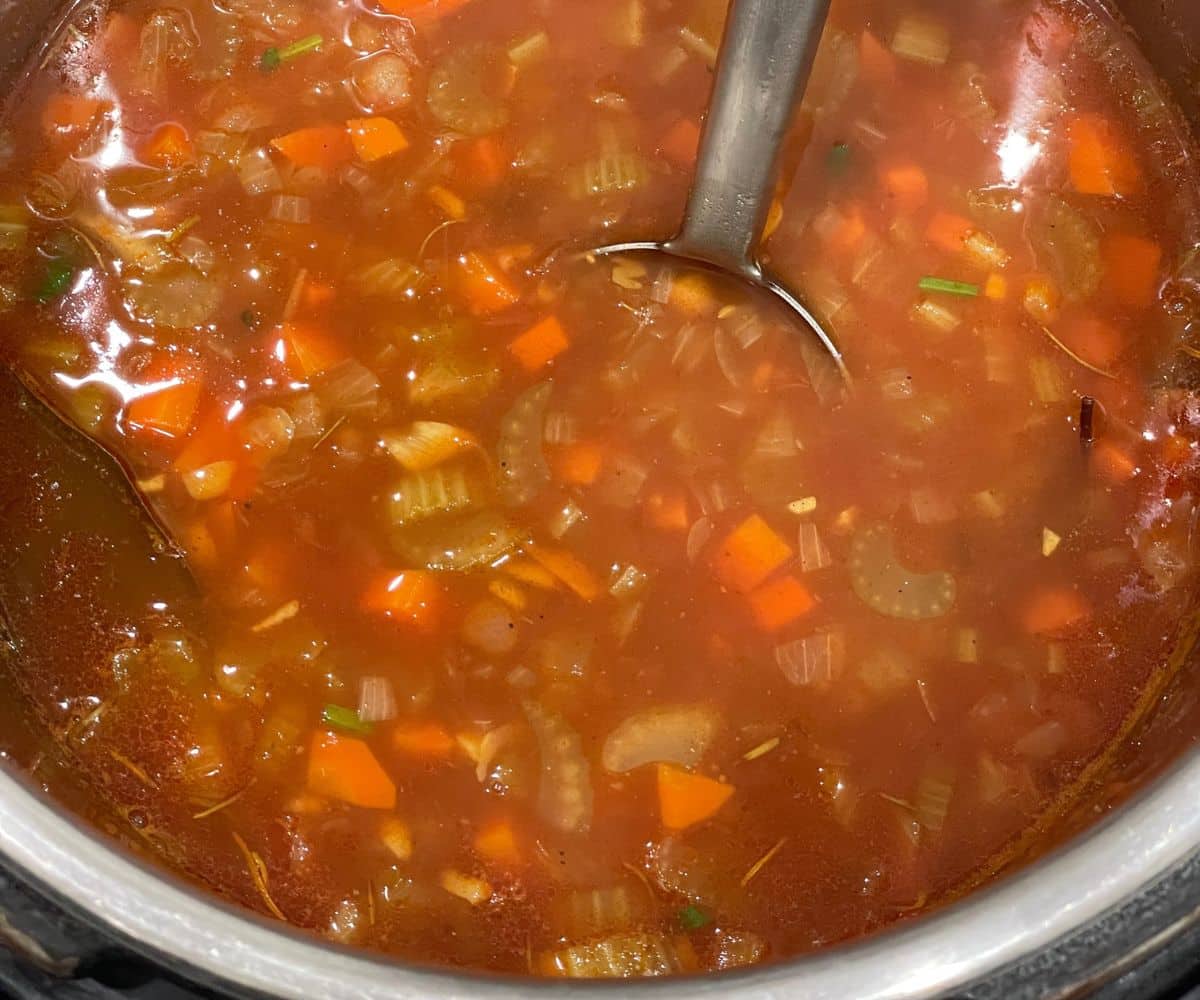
[537,932,688,978]
[238,150,282,196]
[127,264,220,329]
[1030,195,1101,302]
[648,837,715,901]
[563,885,646,938]
[796,522,831,572]
[914,764,955,831]
[357,676,397,723]
[316,360,380,416]
[498,381,552,505]
[803,30,858,117]
[524,700,593,834]
[355,257,424,298]
[601,704,720,774]
[849,524,956,620]
[774,630,844,686]
[427,43,511,136]
[707,929,768,971]
[392,510,519,571]
[461,598,519,655]
[595,451,649,508]
[269,194,310,224]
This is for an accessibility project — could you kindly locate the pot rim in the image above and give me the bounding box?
[1,742,1199,998]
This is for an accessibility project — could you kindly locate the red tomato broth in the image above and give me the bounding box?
[0,0,1198,978]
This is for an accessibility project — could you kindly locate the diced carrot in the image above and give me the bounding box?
[377,0,473,20]
[667,272,718,317]
[984,273,1008,300]
[346,116,409,162]
[1092,439,1139,483]
[363,570,443,629]
[1062,317,1123,370]
[820,202,867,255]
[859,30,897,84]
[42,93,108,135]
[879,161,929,212]
[762,195,784,241]
[270,125,354,171]
[550,440,605,486]
[1101,234,1162,309]
[280,321,347,378]
[925,211,973,255]
[509,315,569,371]
[525,543,601,601]
[502,557,560,590]
[1022,586,1092,635]
[427,184,467,219]
[474,819,521,864]
[657,764,734,830]
[644,489,690,533]
[124,363,202,442]
[307,730,396,809]
[174,405,235,471]
[393,721,456,758]
[301,280,336,310]
[1067,114,1141,198]
[455,252,521,316]
[454,136,508,191]
[140,122,194,169]
[659,117,701,170]
[711,514,794,594]
[746,575,817,631]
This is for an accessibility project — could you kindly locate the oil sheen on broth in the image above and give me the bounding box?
[0,0,1199,978]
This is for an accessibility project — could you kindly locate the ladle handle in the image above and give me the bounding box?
[671,0,832,273]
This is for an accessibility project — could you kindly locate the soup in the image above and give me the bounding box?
[1,0,1199,978]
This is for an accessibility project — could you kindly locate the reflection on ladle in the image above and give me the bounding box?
[594,0,849,391]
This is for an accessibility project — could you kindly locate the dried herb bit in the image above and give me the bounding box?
[1080,395,1096,447]
[827,141,851,174]
[240,308,260,330]
[261,33,323,73]
[35,257,74,302]
[678,904,711,930]
[322,703,374,735]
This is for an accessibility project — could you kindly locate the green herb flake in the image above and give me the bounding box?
[260,33,324,73]
[322,704,374,735]
[678,904,711,931]
[240,308,260,330]
[827,141,851,174]
[918,276,980,298]
[35,258,75,302]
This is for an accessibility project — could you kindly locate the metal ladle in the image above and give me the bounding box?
[597,0,847,384]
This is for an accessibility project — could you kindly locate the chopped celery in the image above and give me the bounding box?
[35,258,74,302]
[678,905,710,931]
[914,763,955,831]
[827,141,852,174]
[567,152,647,199]
[1029,356,1066,404]
[891,14,951,67]
[911,297,961,334]
[384,463,483,525]
[507,30,549,66]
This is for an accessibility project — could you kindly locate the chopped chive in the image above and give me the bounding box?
[678,904,711,930]
[827,141,851,174]
[35,258,74,302]
[918,276,980,297]
[322,704,373,735]
[261,33,324,72]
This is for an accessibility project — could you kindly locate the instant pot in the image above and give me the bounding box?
[2,1,1200,997]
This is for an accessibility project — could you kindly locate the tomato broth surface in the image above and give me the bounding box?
[1,0,1200,978]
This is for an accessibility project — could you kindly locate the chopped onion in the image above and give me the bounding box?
[879,368,915,401]
[914,764,955,831]
[537,932,687,978]
[954,628,979,664]
[608,564,649,599]
[1015,721,1067,759]
[461,598,519,656]
[181,460,235,500]
[316,359,380,415]
[358,676,398,723]
[775,630,844,686]
[269,194,311,224]
[686,517,714,563]
[498,381,552,506]
[601,704,720,774]
[595,452,648,508]
[547,498,586,539]
[238,150,283,196]
[749,406,800,459]
[796,523,831,572]
[911,298,960,334]
[708,929,768,971]
[909,488,957,525]
[543,411,579,445]
[1029,357,1066,404]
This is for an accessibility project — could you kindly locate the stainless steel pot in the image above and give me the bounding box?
[1,2,1199,997]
